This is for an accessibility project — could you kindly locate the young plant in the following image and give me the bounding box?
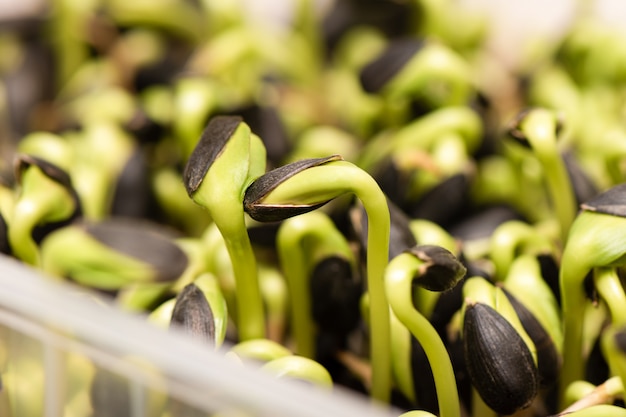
[359,38,475,115]
[276,210,358,359]
[39,217,188,290]
[9,154,82,266]
[169,273,228,348]
[489,219,558,281]
[501,254,563,389]
[183,115,267,341]
[559,183,626,404]
[243,155,392,403]
[384,245,466,417]
[461,276,539,415]
[508,107,577,243]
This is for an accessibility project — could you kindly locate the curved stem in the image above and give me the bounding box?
[516,109,576,244]
[352,172,392,404]
[559,212,626,407]
[263,160,392,402]
[594,267,626,326]
[386,253,460,417]
[10,179,76,266]
[489,220,554,281]
[277,212,352,358]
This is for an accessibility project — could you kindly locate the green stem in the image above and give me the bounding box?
[386,253,460,417]
[10,178,76,266]
[489,220,554,281]
[594,267,626,326]
[559,254,590,408]
[277,221,313,357]
[220,221,265,341]
[517,109,576,244]
[354,175,392,404]
[277,212,352,358]
[559,212,626,407]
[261,160,392,402]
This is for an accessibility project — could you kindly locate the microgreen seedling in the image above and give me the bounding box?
[385,245,465,417]
[183,115,266,341]
[276,210,357,358]
[40,218,188,290]
[462,276,539,415]
[244,155,392,403]
[508,107,576,243]
[559,183,626,404]
[9,155,82,266]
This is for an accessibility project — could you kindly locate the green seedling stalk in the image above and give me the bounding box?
[385,252,461,417]
[73,122,135,220]
[188,121,267,341]
[261,160,392,403]
[258,263,289,344]
[276,211,354,358]
[559,211,626,407]
[594,267,626,325]
[173,78,219,160]
[503,254,563,354]
[9,166,77,266]
[489,220,556,281]
[389,309,415,403]
[512,108,576,244]
[601,328,626,407]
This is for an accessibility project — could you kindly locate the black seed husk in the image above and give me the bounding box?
[406,245,466,292]
[111,148,151,218]
[182,115,243,196]
[15,154,74,190]
[170,283,216,345]
[310,256,362,335]
[243,155,342,222]
[580,183,626,217]
[359,38,424,94]
[463,302,539,415]
[85,218,188,282]
[563,151,599,206]
[406,172,473,229]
